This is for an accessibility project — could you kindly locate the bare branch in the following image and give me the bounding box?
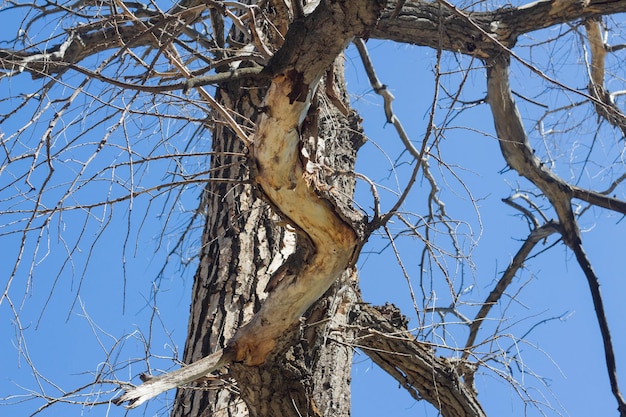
[487,54,626,416]
[354,302,486,417]
[584,17,626,135]
[372,0,626,57]
[113,348,234,408]
[570,237,626,416]
[464,220,559,354]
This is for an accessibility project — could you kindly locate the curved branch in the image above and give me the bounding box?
[486,54,626,417]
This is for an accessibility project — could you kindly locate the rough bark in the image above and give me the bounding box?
[230,0,384,366]
[4,0,626,416]
[168,76,272,417]
[167,6,370,414]
[353,303,486,417]
[370,0,626,58]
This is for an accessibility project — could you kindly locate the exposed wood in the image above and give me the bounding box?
[114,349,234,408]
[115,0,383,408]
[232,0,383,367]
[3,0,626,415]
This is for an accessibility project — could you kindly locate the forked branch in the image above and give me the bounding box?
[486,55,626,416]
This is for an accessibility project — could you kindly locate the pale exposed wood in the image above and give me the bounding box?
[115,0,382,407]
[230,0,383,366]
[114,349,234,408]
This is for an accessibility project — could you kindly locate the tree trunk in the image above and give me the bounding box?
[171,52,365,417]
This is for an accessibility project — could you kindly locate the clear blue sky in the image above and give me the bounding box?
[1,9,625,417]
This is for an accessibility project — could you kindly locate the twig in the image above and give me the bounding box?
[463,221,559,356]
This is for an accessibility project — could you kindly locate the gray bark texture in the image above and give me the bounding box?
[4,0,626,416]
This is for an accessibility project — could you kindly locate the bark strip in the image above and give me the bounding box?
[115,0,383,407]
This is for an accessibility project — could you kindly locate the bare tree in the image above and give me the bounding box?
[1,1,626,417]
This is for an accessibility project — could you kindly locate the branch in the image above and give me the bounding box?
[571,185,626,215]
[371,0,626,57]
[66,64,264,93]
[569,239,626,416]
[352,38,417,158]
[0,20,156,78]
[464,220,560,354]
[584,17,626,136]
[487,55,580,245]
[113,349,234,408]
[486,54,626,417]
[354,302,486,417]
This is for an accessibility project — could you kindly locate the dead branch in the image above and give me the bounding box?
[584,17,626,136]
[113,348,234,407]
[486,54,626,416]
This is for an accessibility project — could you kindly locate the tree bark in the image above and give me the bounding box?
[6,0,626,415]
[170,40,366,417]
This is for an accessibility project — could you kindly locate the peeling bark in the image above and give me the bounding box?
[116,0,383,410]
[232,0,383,367]
[5,0,626,415]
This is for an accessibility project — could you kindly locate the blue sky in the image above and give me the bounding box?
[1,7,626,417]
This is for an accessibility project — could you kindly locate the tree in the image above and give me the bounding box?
[1,0,626,416]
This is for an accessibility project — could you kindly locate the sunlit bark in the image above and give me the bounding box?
[3,0,626,416]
